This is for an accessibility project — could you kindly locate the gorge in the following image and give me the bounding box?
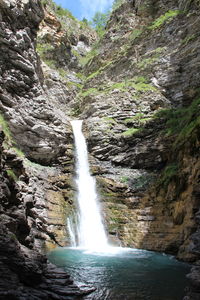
[0,0,200,299]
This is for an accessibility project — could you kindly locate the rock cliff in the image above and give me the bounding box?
[0,0,200,299]
[0,0,94,298]
[75,0,200,257]
[75,0,200,298]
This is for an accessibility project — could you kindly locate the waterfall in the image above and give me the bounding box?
[70,120,109,251]
[67,217,76,247]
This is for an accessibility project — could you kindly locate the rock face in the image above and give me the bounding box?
[0,0,93,298]
[76,0,200,258]
[0,0,72,165]
[73,0,200,297]
[0,128,93,299]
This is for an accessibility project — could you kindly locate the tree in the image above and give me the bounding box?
[92,11,110,37]
[82,17,89,25]
[112,0,125,11]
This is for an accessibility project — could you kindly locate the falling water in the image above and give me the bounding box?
[67,217,76,247]
[70,120,108,251]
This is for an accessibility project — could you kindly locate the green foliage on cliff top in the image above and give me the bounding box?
[42,0,76,20]
[55,6,76,19]
[112,0,125,11]
[92,11,109,38]
[149,10,180,30]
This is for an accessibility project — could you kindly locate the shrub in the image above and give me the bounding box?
[149,10,180,30]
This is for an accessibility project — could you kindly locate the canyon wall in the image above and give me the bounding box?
[76,0,200,259]
[0,0,94,298]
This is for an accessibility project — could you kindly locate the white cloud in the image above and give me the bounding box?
[80,0,113,20]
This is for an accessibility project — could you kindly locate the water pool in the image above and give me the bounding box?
[48,247,190,300]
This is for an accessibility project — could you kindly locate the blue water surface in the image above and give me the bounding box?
[48,247,190,300]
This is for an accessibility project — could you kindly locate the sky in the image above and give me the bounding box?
[54,0,114,21]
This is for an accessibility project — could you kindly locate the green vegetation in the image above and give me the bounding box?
[122,127,142,137]
[6,169,18,181]
[55,6,76,19]
[139,117,153,124]
[132,174,155,190]
[42,0,76,20]
[79,47,99,66]
[92,11,109,38]
[36,43,54,55]
[91,0,126,37]
[103,117,117,124]
[58,68,68,78]
[149,10,180,30]
[12,147,24,157]
[112,0,125,10]
[123,114,153,126]
[106,77,156,93]
[181,34,197,46]
[138,56,157,69]
[41,0,49,6]
[76,73,86,81]
[130,29,143,41]
[137,47,165,69]
[120,176,129,183]
[124,113,145,124]
[9,233,17,241]
[130,77,157,92]
[157,97,200,150]
[0,113,13,142]
[36,42,56,68]
[37,43,70,78]
[79,88,99,98]
[78,76,156,101]
[86,61,113,80]
[0,113,25,157]
[81,18,89,26]
[159,163,178,187]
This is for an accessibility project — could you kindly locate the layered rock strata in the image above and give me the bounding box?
[0,0,90,298]
[0,127,93,299]
[75,0,200,297]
